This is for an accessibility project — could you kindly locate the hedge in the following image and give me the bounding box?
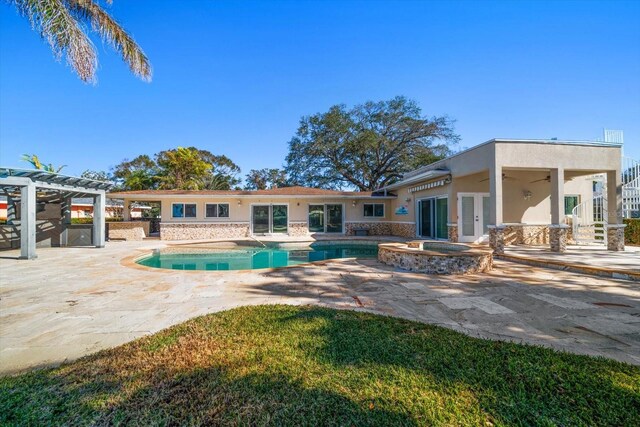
[624,218,640,246]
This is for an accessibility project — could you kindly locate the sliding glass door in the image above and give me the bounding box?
[308,205,325,232]
[308,204,343,233]
[326,204,343,233]
[252,205,288,235]
[252,205,270,234]
[418,197,448,239]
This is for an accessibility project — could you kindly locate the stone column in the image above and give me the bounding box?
[606,224,626,251]
[447,223,458,242]
[93,191,106,248]
[488,225,505,254]
[549,224,570,252]
[605,170,625,251]
[20,183,37,259]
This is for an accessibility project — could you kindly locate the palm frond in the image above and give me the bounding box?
[21,153,43,169]
[67,0,152,81]
[13,0,97,82]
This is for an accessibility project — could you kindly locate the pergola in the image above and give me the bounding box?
[0,167,111,259]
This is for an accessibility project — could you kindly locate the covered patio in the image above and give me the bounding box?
[0,167,111,259]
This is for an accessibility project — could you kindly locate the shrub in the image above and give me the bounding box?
[624,218,640,245]
[71,218,93,224]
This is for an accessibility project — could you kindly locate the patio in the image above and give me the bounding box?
[502,244,640,281]
[1,240,639,375]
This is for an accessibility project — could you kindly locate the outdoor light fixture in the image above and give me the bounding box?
[237,200,242,206]
[352,200,357,207]
[405,197,412,203]
[523,190,532,200]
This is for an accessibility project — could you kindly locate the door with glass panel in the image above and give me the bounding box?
[307,204,343,233]
[252,205,288,235]
[418,197,448,239]
[458,193,490,242]
[326,204,343,233]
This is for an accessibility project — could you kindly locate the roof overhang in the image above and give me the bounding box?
[376,170,451,192]
[107,192,396,200]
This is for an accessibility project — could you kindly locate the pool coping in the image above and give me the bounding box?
[120,239,386,274]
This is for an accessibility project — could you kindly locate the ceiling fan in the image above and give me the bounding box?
[530,175,551,183]
[479,173,516,183]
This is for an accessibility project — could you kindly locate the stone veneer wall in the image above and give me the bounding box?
[345,222,392,236]
[549,226,569,252]
[161,223,250,240]
[107,221,149,241]
[502,224,550,245]
[288,222,309,236]
[378,245,492,275]
[447,224,458,243]
[607,225,625,251]
[345,222,416,238]
[390,223,416,238]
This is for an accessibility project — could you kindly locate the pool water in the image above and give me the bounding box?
[137,244,379,271]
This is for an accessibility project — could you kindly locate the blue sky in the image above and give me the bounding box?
[1,0,639,179]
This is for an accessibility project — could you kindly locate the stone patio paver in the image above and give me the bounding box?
[1,240,640,374]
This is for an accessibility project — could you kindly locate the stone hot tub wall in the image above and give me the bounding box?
[160,223,250,240]
[378,242,493,274]
[107,221,150,241]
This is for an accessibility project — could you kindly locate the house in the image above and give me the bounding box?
[108,138,630,252]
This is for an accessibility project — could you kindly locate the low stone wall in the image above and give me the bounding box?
[345,222,392,236]
[502,224,550,245]
[390,222,416,238]
[288,222,309,236]
[345,222,415,238]
[378,242,492,274]
[107,221,150,241]
[160,223,250,240]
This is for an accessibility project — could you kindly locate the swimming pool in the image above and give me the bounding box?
[136,243,379,271]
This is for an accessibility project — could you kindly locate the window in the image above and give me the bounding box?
[172,203,197,218]
[206,203,230,218]
[564,196,580,215]
[363,203,384,217]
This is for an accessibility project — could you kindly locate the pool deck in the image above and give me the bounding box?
[1,239,640,374]
[501,245,640,281]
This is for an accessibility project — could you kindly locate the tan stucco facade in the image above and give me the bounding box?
[108,139,623,251]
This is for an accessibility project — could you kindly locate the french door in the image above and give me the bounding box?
[418,197,448,239]
[458,193,490,243]
[252,205,288,235]
[308,204,343,233]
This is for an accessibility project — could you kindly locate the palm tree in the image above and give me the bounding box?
[21,154,66,173]
[9,0,152,83]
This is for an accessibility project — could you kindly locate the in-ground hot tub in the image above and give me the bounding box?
[378,240,493,274]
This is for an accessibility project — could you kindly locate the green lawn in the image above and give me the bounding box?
[1,305,639,426]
